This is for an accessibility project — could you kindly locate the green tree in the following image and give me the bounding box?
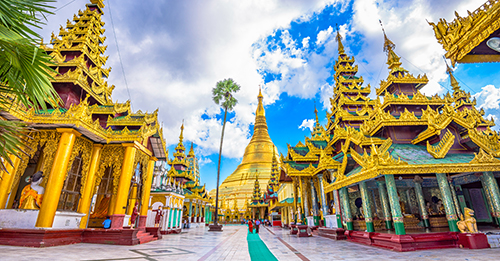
[0,0,59,173]
[211,78,240,228]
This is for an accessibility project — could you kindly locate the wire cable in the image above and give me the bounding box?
[106,0,133,110]
[54,0,78,13]
[398,54,452,93]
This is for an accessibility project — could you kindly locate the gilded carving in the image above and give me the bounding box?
[12,130,61,190]
[94,145,124,195]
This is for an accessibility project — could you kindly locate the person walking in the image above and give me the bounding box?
[255,219,261,234]
[248,220,254,233]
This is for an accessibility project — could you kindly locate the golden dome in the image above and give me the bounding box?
[217,88,278,211]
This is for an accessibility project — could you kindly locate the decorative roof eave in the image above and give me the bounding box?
[88,100,131,115]
[364,119,428,136]
[283,163,318,177]
[429,0,500,65]
[377,74,429,96]
[326,160,500,192]
[106,110,157,127]
[468,128,500,157]
[380,92,451,110]
[2,102,157,144]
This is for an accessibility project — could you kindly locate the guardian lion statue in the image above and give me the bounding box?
[457,207,478,233]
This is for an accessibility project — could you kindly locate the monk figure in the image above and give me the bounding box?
[90,194,111,218]
[19,171,44,209]
[154,206,163,227]
[130,201,139,229]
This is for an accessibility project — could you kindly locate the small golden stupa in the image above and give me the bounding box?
[217,89,278,214]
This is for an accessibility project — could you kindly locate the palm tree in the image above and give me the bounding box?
[0,0,59,173]
[211,78,240,229]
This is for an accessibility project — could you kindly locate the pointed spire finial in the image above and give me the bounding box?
[256,85,265,117]
[444,57,462,94]
[335,24,345,54]
[314,101,319,126]
[379,20,402,70]
[188,142,195,157]
[380,20,395,53]
[179,120,184,143]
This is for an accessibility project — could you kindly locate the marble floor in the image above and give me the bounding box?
[0,225,499,260]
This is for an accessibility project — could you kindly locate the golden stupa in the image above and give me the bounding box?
[218,89,278,212]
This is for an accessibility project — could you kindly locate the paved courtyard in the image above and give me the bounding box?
[0,225,499,260]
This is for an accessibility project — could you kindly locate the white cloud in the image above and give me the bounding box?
[198,157,213,166]
[486,114,498,124]
[316,26,334,46]
[299,119,315,131]
[473,85,500,110]
[302,36,310,48]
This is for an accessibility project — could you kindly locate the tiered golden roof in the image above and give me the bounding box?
[281,23,500,195]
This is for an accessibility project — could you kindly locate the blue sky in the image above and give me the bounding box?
[41,0,500,192]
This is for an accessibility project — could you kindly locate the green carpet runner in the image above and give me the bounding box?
[247,229,278,261]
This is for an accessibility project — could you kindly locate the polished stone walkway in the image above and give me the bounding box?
[0,225,499,260]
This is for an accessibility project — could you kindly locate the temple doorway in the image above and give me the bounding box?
[88,167,114,228]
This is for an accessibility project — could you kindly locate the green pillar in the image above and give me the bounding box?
[482,179,498,225]
[413,176,430,228]
[448,178,462,219]
[340,187,353,230]
[333,190,343,229]
[309,178,320,226]
[377,180,393,230]
[172,209,177,228]
[318,173,329,224]
[483,172,500,224]
[359,181,374,232]
[385,175,405,235]
[188,200,193,218]
[436,173,459,232]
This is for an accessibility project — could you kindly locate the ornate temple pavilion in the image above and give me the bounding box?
[280,20,500,250]
[0,0,166,247]
[147,124,213,233]
[217,89,279,222]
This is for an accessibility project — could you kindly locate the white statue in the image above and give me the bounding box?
[296,207,302,223]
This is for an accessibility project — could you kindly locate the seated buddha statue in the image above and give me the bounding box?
[19,171,44,209]
[437,200,445,214]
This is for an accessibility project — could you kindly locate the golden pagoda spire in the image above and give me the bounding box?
[445,60,461,94]
[256,87,265,117]
[336,24,345,55]
[314,103,319,127]
[380,20,403,71]
[250,87,271,143]
[188,142,195,157]
[218,86,277,210]
[179,121,184,143]
[173,122,186,158]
